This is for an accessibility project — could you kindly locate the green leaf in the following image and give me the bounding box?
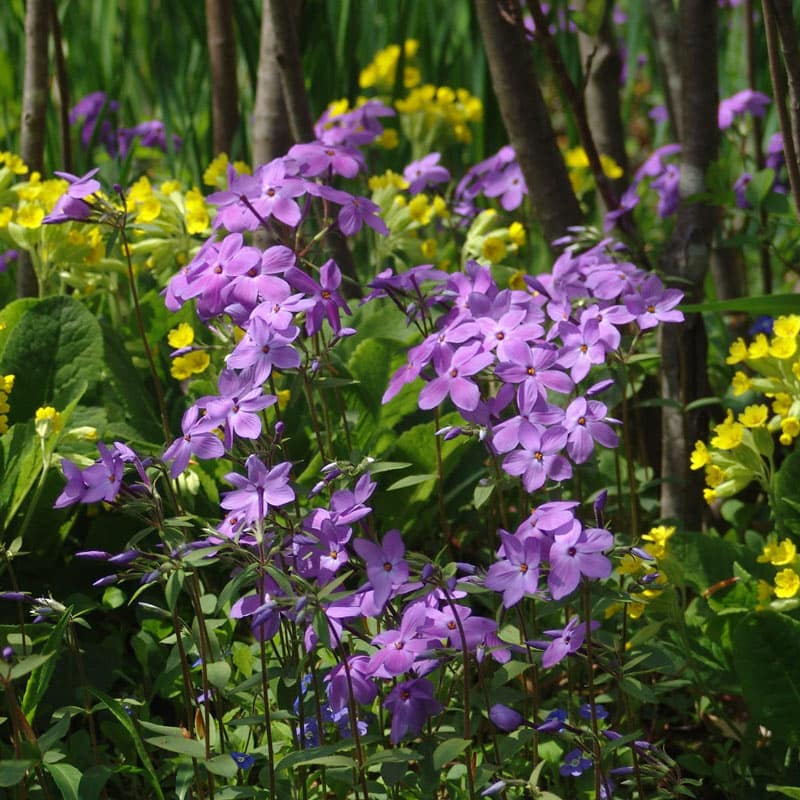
[571,0,607,35]
[0,295,103,424]
[364,748,420,766]
[767,786,800,799]
[473,483,494,509]
[276,743,354,772]
[43,762,82,800]
[205,754,239,779]
[145,734,207,759]
[21,608,71,721]
[681,294,800,316]
[387,473,436,490]
[206,660,232,690]
[432,737,471,771]
[89,688,164,800]
[0,760,33,787]
[745,168,776,207]
[774,451,800,536]
[732,612,800,743]
[6,652,53,681]
[0,297,38,356]
[77,766,113,800]
[347,338,393,417]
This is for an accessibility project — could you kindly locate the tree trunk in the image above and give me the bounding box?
[205,0,239,156]
[18,0,50,298]
[252,0,292,166]
[659,0,718,529]
[474,0,583,244]
[647,0,683,141]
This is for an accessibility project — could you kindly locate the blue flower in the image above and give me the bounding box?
[230,751,255,770]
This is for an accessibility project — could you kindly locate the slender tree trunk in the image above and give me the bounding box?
[253,0,292,166]
[474,0,583,244]
[577,13,629,187]
[205,0,239,156]
[50,0,71,174]
[771,0,800,201]
[647,0,683,141]
[18,0,50,298]
[659,0,718,529]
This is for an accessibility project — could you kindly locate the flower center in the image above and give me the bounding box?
[519,562,528,573]
[578,416,586,426]
[647,304,656,313]
[567,546,577,557]
[394,641,404,650]
[450,368,458,378]
[322,290,331,299]
[261,345,271,354]
[447,621,457,630]
[527,367,536,376]
[496,332,505,340]
[579,344,588,353]
[247,267,258,277]
[266,188,276,197]
[325,149,335,156]
[183,434,192,442]
[400,690,410,701]
[534,451,543,461]
[383,561,393,572]
[214,265,223,274]
[329,550,338,560]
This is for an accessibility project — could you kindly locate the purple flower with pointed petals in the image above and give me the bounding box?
[623,274,684,330]
[353,529,408,611]
[494,340,574,396]
[288,142,364,179]
[548,527,613,599]
[557,319,612,383]
[368,604,436,678]
[162,405,225,478]
[326,655,377,711]
[418,342,494,412]
[651,163,680,217]
[220,456,295,526]
[403,152,451,195]
[489,704,524,732]
[502,425,572,492]
[718,89,770,130]
[338,195,388,236]
[539,615,597,668]
[226,317,300,384]
[383,677,442,743]
[285,260,351,334]
[563,397,619,463]
[734,171,752,209]
[484,531,542,607]
[560,748,593,777]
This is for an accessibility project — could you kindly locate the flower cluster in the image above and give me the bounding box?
[0,374,14,435]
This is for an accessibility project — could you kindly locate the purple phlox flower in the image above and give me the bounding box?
[203,370,276,449]
[582,259,641,302]
[54,441,124,508]
[117,120,180,156]
[578,303,632,350]
[162,404,225,478]
[495,340,574,396]
[326,655,377,711]
[734,171,753,209]
[0,249,19,273]
[43,169,103,224]
[424,604,497,651]
[353,528,409,612]
[481,780,507,797]
[70,92,119,151]
[285,259,352,334]
[563,396,619,463]
[226,317,300,384]
[488,703,525,732]
[54,167,101,198]
[365,264,447,302]
[718,89,771,130]
[368,603,437,678]
[548,526,614,599]
[230,752,256,770]
[338,194,389,236]
[476,308,543,360]
[482,160,527,210]
[604,184,641,231]
[230,576,282,640]
[502,422,572,492]
[403,152,451,195]
[418,341,494,412]
[484,530,542,607]
[536,615,599,668]
[766,131,785,172]
[536,707,568,733]
[328,473,376,524]
[288,141,365,179]
[649,104,668,123]
[225,159,307,229]
[295,519,350,582]
[383,677,442,743]
[441,262,498,314]
[579,702,609,721]
[557,318,612,383]
[491,382,564,454]
[623,274,684,330]
[560,748,593,778]
[415,318,481,369]
[650,163,680,217]
[633,143,681,183]
[220,456,294,527]
[315,99,395,147]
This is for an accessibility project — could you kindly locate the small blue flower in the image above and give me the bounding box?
[230,751,255,770]
[560,748,593,777]
[578,703,609,721]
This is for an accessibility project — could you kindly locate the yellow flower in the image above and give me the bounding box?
[128,175,153,205]
[481,236,507,264]
[277,389,291,410]
[627,602,646,620]
[431,196,449,219]
[748,333,769,359]
[641,525,676,560]
[726,337,748,364]
[617,553,644,576]
[774,568,800,598]
[705,464,725,488]
[508,270,527,291]
[703,487,718,504]
[774,315,800,339]
[403,66,421,89]
[731,371,752,396]
[161,179,181,194]
[233,160,251,175]
[738,404,768,428]
[757,579,774,604]
[771,538,797,566]
[0,207,12,227]
[710,410,744,450]
[369,170,408,191]
[170,350,210,380]
[408,194,432,224]
[404,38,419,58]
[420,238,437,259]
[508,221,526,247]
[690,440,711,470]
[35,406,63,438]
[374,128,399,149]
[393,195,407,208]
[1,152,28,174]
[565,147,590,168]
[0,414,7,435]
[781,416,800,445]
[770,335,797,360]
[600,154,623,179]
[326,98,349,118]
[136,196,161,223]
[168,323,194,349]
[16,204,44,229]
[203,153,229,187]
[2,375,15,394]
[772,392,792,417]
[758,540,779,563]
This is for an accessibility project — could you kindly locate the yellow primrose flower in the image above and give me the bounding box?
[641,525,676,560]
[508,221,526,247]
[565,147,590,169]
[408,194,432,224]
[774,568,800,598]
[277,389,291,410]
[772,392,792,417]
[780,416,800,445]
[703,487,718,504]
[168,323,194,349]
[774,315,800,339]
[726,337,748,364]
[2,375,15,394]
[16,204,44,229]
[1,152,28,174]
[738,404,768,428]
[374,128,399,149]
[170,350,210,380]
[757,578,774,604]
[771,538,797,566]
[705,464,725,488]
[710,410,744,450]
[690,440,711,471]
[748,333,769,359]
[0,207,12,227]
[233,160,251,175]
[758,539,779,563]
[368,170,408,191]
[482,236,507,264]
[731,371,752,396]
[770,335,797,360]
[203,153,229,187]
[420,238,437,259]
[627,602,646,620]
[431,196,449,219]
[0,414,7,434]
[161,179,181,194]
[34,406,63,438]
[128,175,153,205]
[600,154,623,179]
[617,553,644,576]
[136,196,161,223]
[508,270,527,291]
[403,66,421,89]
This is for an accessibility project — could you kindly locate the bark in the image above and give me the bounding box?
[205,0,240,156]
[252,0,292,166]
[577,13,629,186]
[18,0,50,298]
[50,0,71,174]
[659,0,718,529]
[647,0,682,141]
[474,0,583,244]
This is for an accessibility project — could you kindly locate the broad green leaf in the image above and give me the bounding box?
[732,612,800,743]
[364,748,420,766]
[206,660,232,689]
[6,652,53,681]
[571,0,606,35]
[77,766,113,800]
[0,297,37,356]
[768,786,800,799]
[0,759,33,787]
[0,295,103,424]
[276,743,354,772]
[90,688,164,800]
[387,473,436,490]
[146,734,207,759]
[433,737,471,771]
[205,754,239,779]
[681,294,800,316]
[43,762,82,800]
[347,337,393,417]
[774,451,800,536]
[22,608,71,721]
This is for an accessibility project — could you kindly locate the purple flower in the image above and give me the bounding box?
[484,531,542,607]
[383,678,442,743]
[623,274,684,330]
[539,616,595,668]
[326,655,377,711]
[560,748,593,777]
[718,89,770,130]
[0,249,19,273]
[548,527,613,599]
[220,456,295,526]
[162,404,225,478]
[650,163,680,217]
[489,704,524,732]
[403,152,451,195]
[226,317,301,384]
[230,752,255,770]
[368,604,436,678]
[734,172,752,209]
[285,259,351,334]
[288,142,364,179]
[338,195,389,236]
[353,529,409,612]
[563,397,619,463]
[502,425,572,493]
[418,342,494,412]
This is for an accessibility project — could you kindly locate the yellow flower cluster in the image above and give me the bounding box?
[757,537,800,599]
[462,210,526,266]
[203,153,251,190]
[184,188,210,235]
[0,152,28,175]
[5,171,69,230]
[359,40,421,92]
[167,324,210,380]
[395,85,483,144]
[0,374,14,435]
[34,405,63,438]
[564,147,624,196]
